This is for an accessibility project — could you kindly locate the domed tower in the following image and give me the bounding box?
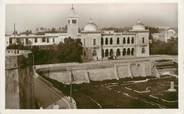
[67,5,79,38]
[83,18,98,32]
[132,19,146,31]
[130,19,150,57]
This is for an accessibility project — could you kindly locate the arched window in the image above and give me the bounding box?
[131,48,134,55]
[105,38,108,45]
[117,37,120,44]
[116,49,120,56]
[101,37,104,45]
[110,49,113,56]
[123,37,126,44]
[127,37,130,44]
[102,49,104,57]
[127,48,130,55]
[92,49,97,56]
[123,48,126,56]
[105,49,109,57]
[131,37,134,44]
[110,38,113,45]
[142,47,145,53]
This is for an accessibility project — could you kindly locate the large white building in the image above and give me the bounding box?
[152,28,178,42]
[6,6,150,61]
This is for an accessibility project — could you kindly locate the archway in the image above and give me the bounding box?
[123,48,126,56]
[110,38,113,45]
[92,49,97,56]
[116,48,120,57]
[105,38,108,45]
[127,37,130,44]
[102,49,104,57]
[110,49,113,57]
[105,49,109,57]
[123,37,126,44]
[127,48,130,55]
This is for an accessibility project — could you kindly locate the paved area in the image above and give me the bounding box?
[35,55,177,69]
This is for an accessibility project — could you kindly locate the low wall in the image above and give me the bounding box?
[38,59,154,84]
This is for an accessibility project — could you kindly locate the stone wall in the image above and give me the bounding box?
[5,68,20,108]
[88,67,115,81]
[5,54,35,109]
[38,59,153,84]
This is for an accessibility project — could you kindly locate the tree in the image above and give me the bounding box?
[57,38,83,63]
[7,38,84,64]
[145,26,159,33]
[150,38,178,55]
[145,26,159,40]
[7,43,24,50]
[51,27,57,33]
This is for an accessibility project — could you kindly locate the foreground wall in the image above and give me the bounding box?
[5,54,35,109]
[38,59,154,84]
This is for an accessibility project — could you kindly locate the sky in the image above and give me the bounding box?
[6,3,177,33]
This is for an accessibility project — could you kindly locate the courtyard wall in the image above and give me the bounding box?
[37,59,153,84]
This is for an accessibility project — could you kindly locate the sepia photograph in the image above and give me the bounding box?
[5,3,178,109]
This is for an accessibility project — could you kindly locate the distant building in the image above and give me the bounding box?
[152,28,177,42]
[6,6,150,61]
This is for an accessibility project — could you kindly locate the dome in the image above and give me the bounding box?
[167,29,176,34]
[132,19,145,31]
[83,19,98,32]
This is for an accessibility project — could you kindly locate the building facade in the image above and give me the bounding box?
[6,6,150,61]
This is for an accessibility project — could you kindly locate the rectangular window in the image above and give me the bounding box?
[101,37,103,45]
[142,47,145,54]
[93,39,96,45]
[142,37,145,43]
[35,38,37,43]
[9,38,12,44]
[47,38,49,43]
[16,39,20,44]
[26,39,28,44]
[72,19,77,24]
[131,37,134,44]
[117,38,119,44]
[53,38,55,43]
[68,20,70,24]
[42,38,46,42]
